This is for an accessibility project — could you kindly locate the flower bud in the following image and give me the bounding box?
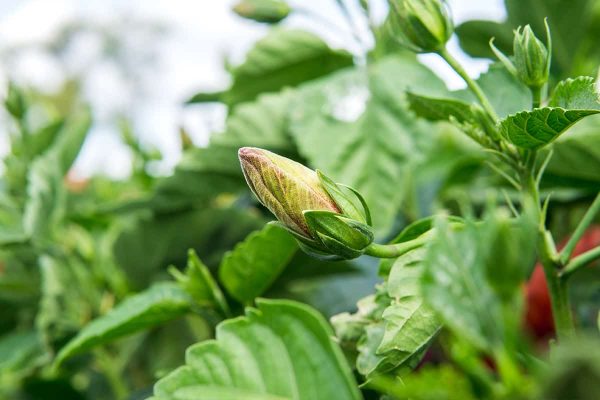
[232,0,290,24]
[238,147,373,260]
[4,82,26,119]
[513,24,550,89]
[388,0,453,53]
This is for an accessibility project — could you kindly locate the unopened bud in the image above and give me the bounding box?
[239,147,373,260]
[5,82,26,120]
[513,23,551,89]
[233,0,290,24]
[388,0,453,53]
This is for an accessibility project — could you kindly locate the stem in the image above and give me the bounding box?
[364,237,427,258]
[95,349,128,399]
[531,85,542,108]
[561,246,600,279]
[560,192,600,265]
[437,47,500,122]
[522,153,575,339]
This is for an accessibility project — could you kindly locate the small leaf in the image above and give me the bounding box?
[219,224,297,303]
[549,76,600,110]
[406,92,477,123]
[152,299,362,400]
[170,249,230,316]
[0,330,44,374]
[54,283,191,367]
[500,107,600,149]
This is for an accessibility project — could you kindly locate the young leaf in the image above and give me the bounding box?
[406,92,477,123]
[548,76,600,110]
[152,299,362,400]
[219,224,297,304]
[54,283,191,367]
[500,107,600,149]
[170,249,230,316]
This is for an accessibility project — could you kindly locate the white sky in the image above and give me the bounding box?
[0,0,505,178]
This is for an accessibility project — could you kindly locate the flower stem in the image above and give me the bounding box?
[437,47,499,122]
[364,237,427,259]
[559,192,600,265]
[531,85,543,108]
[561,246,600,279]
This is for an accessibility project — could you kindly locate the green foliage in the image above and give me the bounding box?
[54,283,191,366]
[219,224,297,303]
[152,299,361,400]
[548,76,600,110]
[500,107,600,149]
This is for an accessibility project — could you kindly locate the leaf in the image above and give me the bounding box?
[54,283,191,367]
[455,20,513,59]
[170,249,230,316]
[500,107,600,149]
[23,109,92,239]
[193,29,353,107]
[376,249,440,374]
[152,299,362,400]
[219,224,297,304]
[0,331,44,374]
[549,76,600,110]
[406,92,477,123]
[421,218,503,351]
[147,92,296,212]
[290,54,447,234]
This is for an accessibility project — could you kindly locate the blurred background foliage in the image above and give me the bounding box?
[0,0,599,399]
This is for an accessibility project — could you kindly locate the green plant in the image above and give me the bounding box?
[1,0,600,399]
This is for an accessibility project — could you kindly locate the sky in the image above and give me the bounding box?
[0,0,506,178]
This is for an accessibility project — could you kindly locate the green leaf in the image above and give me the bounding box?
[406,92,477,123]
[54,282,191,367]
[455,20,513,59]
[170,249,230,316]
[421,218,503,351]
[23,109,91,239]
[219,224,297,303]
[148,92,296,212]
[0,330,44,374]
[290,55,447,234]
[191,29,352,107]
[549,76,600,110]
[500,107,600,149]
[377,249,440,373]
[152,299,362,400]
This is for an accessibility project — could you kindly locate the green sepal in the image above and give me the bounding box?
[316,232,363,260]
[268,221,342,260]
[304,210,374,251]
[317,170,371,225]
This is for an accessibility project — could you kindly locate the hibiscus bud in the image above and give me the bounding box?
[513,23,551,90]
[232,0,290,24]
[388,0,453,53]
[238,147,373,260]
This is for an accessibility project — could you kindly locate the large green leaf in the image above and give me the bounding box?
[219,224,297,304]
[189,29,353,107]
[406,92,477,123]
[548,76,600,110]
[152,299,362,400]
[421,219,503,351]
[500,107,600,149]
[54,282,191,367]
[290,55,447,234]
[22,109,91,239]
[455,20,513,59]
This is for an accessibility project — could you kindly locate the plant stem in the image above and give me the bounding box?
[95,349,128,400]
[560,192,600,265]
[561,246,600,279]
[437,47,499,122]
[364,237,427,258]
[522,153,575,339]
[531,85,542,108]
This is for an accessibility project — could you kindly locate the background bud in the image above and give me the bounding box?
[388,0,453,53]
[238,147,340,236]
[232,0,290,24]
[513,24,550,89]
